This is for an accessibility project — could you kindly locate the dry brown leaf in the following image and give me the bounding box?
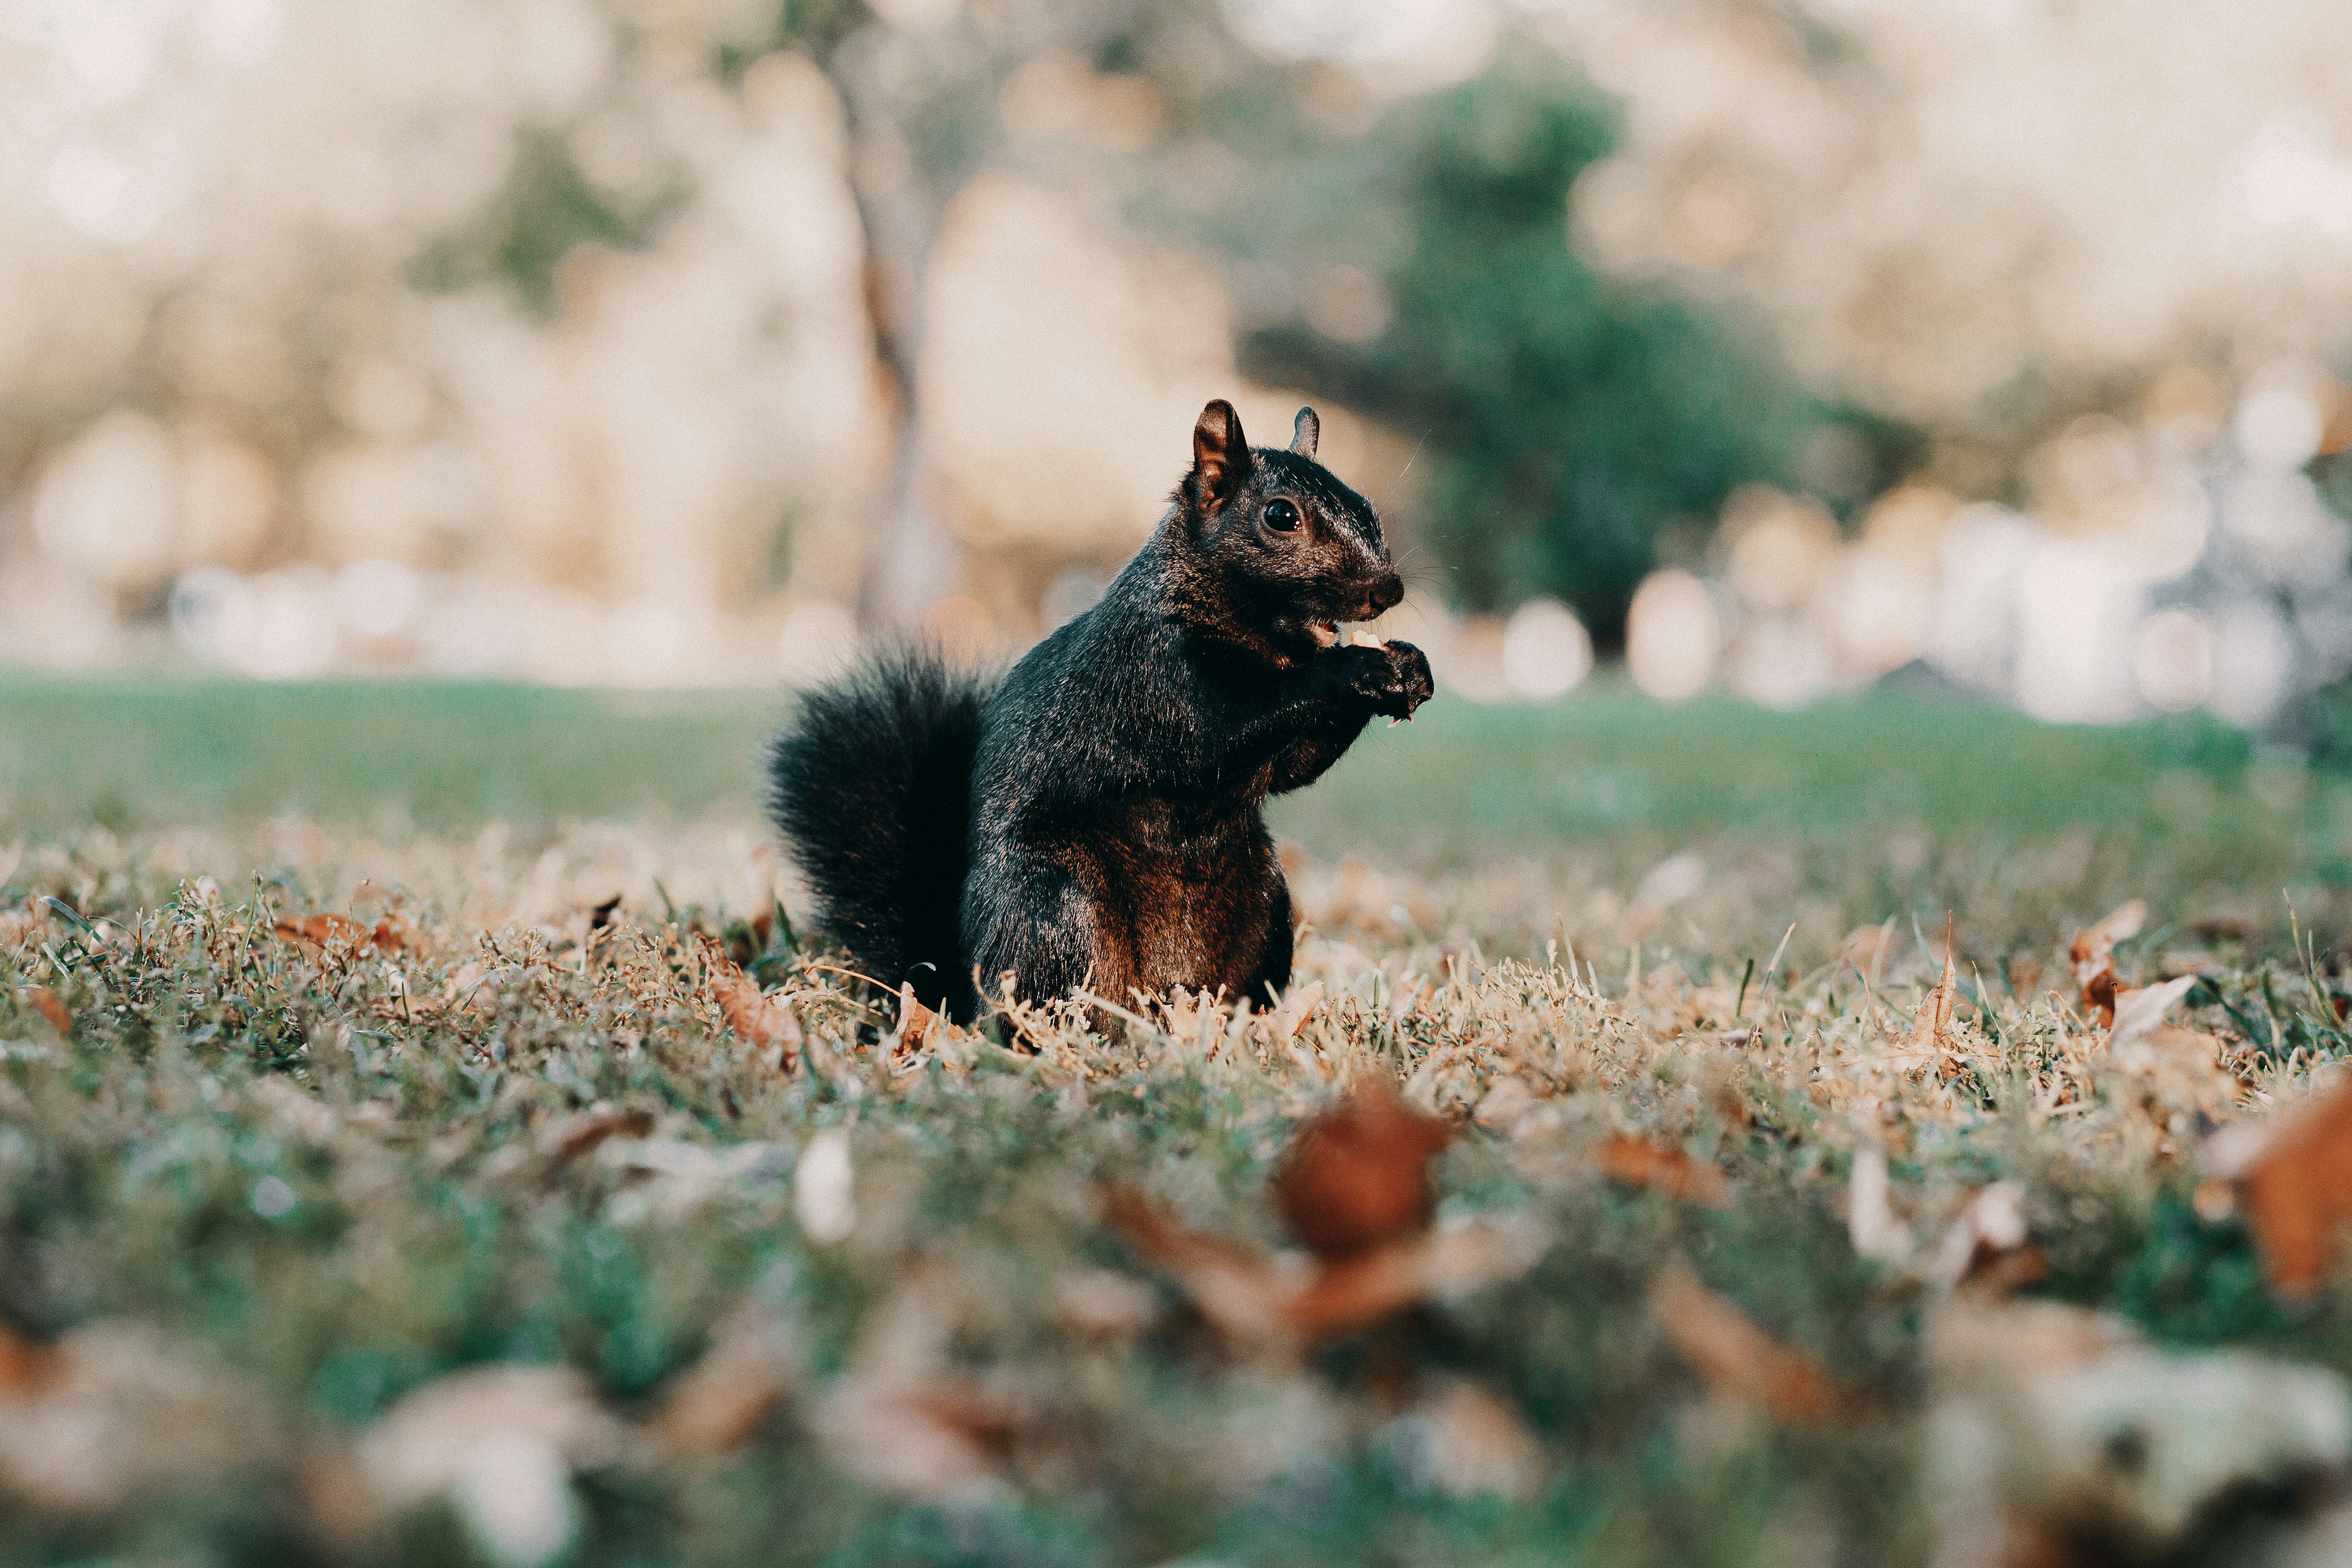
[2143,1022,2225,1060]
[1927,1297,2352,1563]
[1159,986,1212,1042]
[896,983,940,1050]
[2107,976,2197,1050]
[350,1363,635,1560]
[1649,1260,1849,1425]
[1112,1081,1522,1346]
[1593,1133,1732,1208]
[18,987,68,1035]
[1103,1186,1296,1341]
[1285,1238,1442,1336]
[2220,1078,2352,1298]
[537,1106,657,1170]
[0,1323,59,1398]
[813,1377,1015,1501]
[2070,898,2146,1025]
[273,912,392,949]
[0,1320,274,1514]
[0,904,41,956]
[1271,1078,1451,1260]
[1284,1217,1546,1337]
[707,956,802,1070]
[1846,1145,1914,1265]
[1917,1181,2037,1292]
[1910,934,1960,1063]
[1388,1378,1544,1499]
[1051,1270,1159,1341]
[650,1303,800,1458]
[1272,980,1324,1041]
[1108,1188,1541,1344]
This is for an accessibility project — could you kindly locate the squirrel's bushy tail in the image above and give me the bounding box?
[767,647,988,1018]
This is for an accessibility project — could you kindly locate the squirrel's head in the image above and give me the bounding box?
[1169,398,1404,660]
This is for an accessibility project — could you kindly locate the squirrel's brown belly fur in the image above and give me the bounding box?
[1076,812,1290,1005]
[769,399,1430,1025]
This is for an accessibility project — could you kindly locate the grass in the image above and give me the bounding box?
[0,667,2275,849]
[3,674,2352,1566]
[0,671,779,830]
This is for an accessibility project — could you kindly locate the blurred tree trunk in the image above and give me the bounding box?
[785,0,1253,630]
[839,92,959,633]
[789,7,962,634]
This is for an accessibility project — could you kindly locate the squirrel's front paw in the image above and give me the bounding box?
[1342,640,1434,720]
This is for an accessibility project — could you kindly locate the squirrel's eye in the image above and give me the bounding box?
[1264,499,1302,533]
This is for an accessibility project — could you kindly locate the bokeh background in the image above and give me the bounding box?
[6,0,2352,741]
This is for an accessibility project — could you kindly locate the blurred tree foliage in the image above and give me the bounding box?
[1212,47,1904,643]
[413,132,686,316]
[429,6,1905,641]
[751,0,1266,625]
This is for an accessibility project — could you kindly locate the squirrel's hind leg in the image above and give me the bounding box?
[964,852,1136,1030]
[1244,877,1297,1007]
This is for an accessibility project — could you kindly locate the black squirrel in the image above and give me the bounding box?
[768,399,1433,1022]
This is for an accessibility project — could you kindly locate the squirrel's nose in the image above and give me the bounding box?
[1370,573,1405,614]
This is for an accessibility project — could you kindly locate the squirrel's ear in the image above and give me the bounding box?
[1188,399,1250,508]
[1289,406,1319,459]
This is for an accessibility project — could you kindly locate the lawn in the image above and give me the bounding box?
[3,673,2351,1568]
[0,665,2290,846]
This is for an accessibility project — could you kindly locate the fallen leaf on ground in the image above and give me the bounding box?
[896,983,940,1051]
[812,1376,1017,1501]
[1106,1188,1542,1346]
[1909,933,1961,1064]
[1160,986,1214,1043]
[1103,1187,1298,1342]
[1284,1215,1546,1336]
[794,1127,854,1243]
[17,987,68,1035]
[650,1302,801,1458]
[0,1320,273,1514]
[1051,1269,1159,1341]
[1917,1182,2036,1292]
[1384,1377,1543,1499]
[2107,975,2197,1050]
[1649,1260,1850,1425]
[2208,1077,2352,1298]
[707,954,802,1070]
[1272,980,1324,1041]
[1594,1133,1731,1207]
[273,914,407,956]
[0,1324,57,1397]
[2070,899,2147,1024]
[1928,1297,2352,1563]
[536,1106,656,1169]
[1473,1075,1576,1139]
[353,1365,634,1568]
[0,903,41,956]
[1846,1146,1914,1265]
[1271,1078,1451,1259]
[355,1364,634,1505]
